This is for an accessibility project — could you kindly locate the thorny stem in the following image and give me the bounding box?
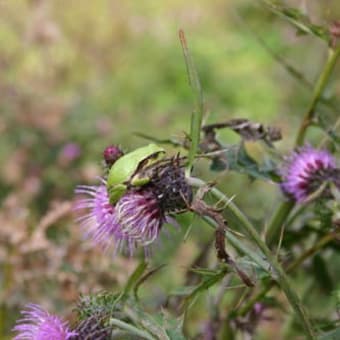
[236,228,340,317]
[188,177,316,339]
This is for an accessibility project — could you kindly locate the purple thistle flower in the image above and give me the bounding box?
[13,304,77,340]
[280,146,337,202]
[74,181,125,252]
[74,182,165,255]
[74,156,192,255]
[115,189,165,247]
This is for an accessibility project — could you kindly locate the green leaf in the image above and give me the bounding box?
[262,0,330,42]
[179,29,204,176]
[210,142,279,181]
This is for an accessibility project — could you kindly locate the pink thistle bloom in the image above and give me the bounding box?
[13,304,77,340]
[115,189,165,247]
[74,182,165,255]
[280,146,337,202]
[74,155,192,255]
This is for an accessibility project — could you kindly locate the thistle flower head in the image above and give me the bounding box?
[280,146,337,202]
[115,188,165,247]
[13,304,77,340]
[75,183,165,254]
[74,182,123,252]
[74,156,192,255]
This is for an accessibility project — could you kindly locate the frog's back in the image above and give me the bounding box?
[107,144,164,187]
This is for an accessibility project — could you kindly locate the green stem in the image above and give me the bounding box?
[266,200,295,245]
[237,229,339,316]
[108,318,155,340]
[295,47,340,146]
[188,177,316,339]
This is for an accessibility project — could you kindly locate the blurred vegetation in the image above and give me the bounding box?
[1,0,340,338]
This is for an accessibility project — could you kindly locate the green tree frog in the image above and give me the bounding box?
[107,143,165,204]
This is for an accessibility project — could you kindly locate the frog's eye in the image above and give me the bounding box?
[103,145,124,167]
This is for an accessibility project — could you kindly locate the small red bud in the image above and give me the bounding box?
[103,145,123,167]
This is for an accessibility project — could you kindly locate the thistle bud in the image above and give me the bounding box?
[103,145,123,167]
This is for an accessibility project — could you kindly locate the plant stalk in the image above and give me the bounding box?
[295,47,340,146]
[188,177,316,339]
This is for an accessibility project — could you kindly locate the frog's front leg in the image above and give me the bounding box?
[108,184,127,204]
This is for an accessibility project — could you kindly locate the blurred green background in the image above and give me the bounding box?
[1,0,339,338]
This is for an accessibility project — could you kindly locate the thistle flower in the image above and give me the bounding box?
[13,304,77,340]
[74,181,126,253]
[75,183,166,254]
[115,188,165,247]
[280,146,338,202]
[74,156,192,255]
